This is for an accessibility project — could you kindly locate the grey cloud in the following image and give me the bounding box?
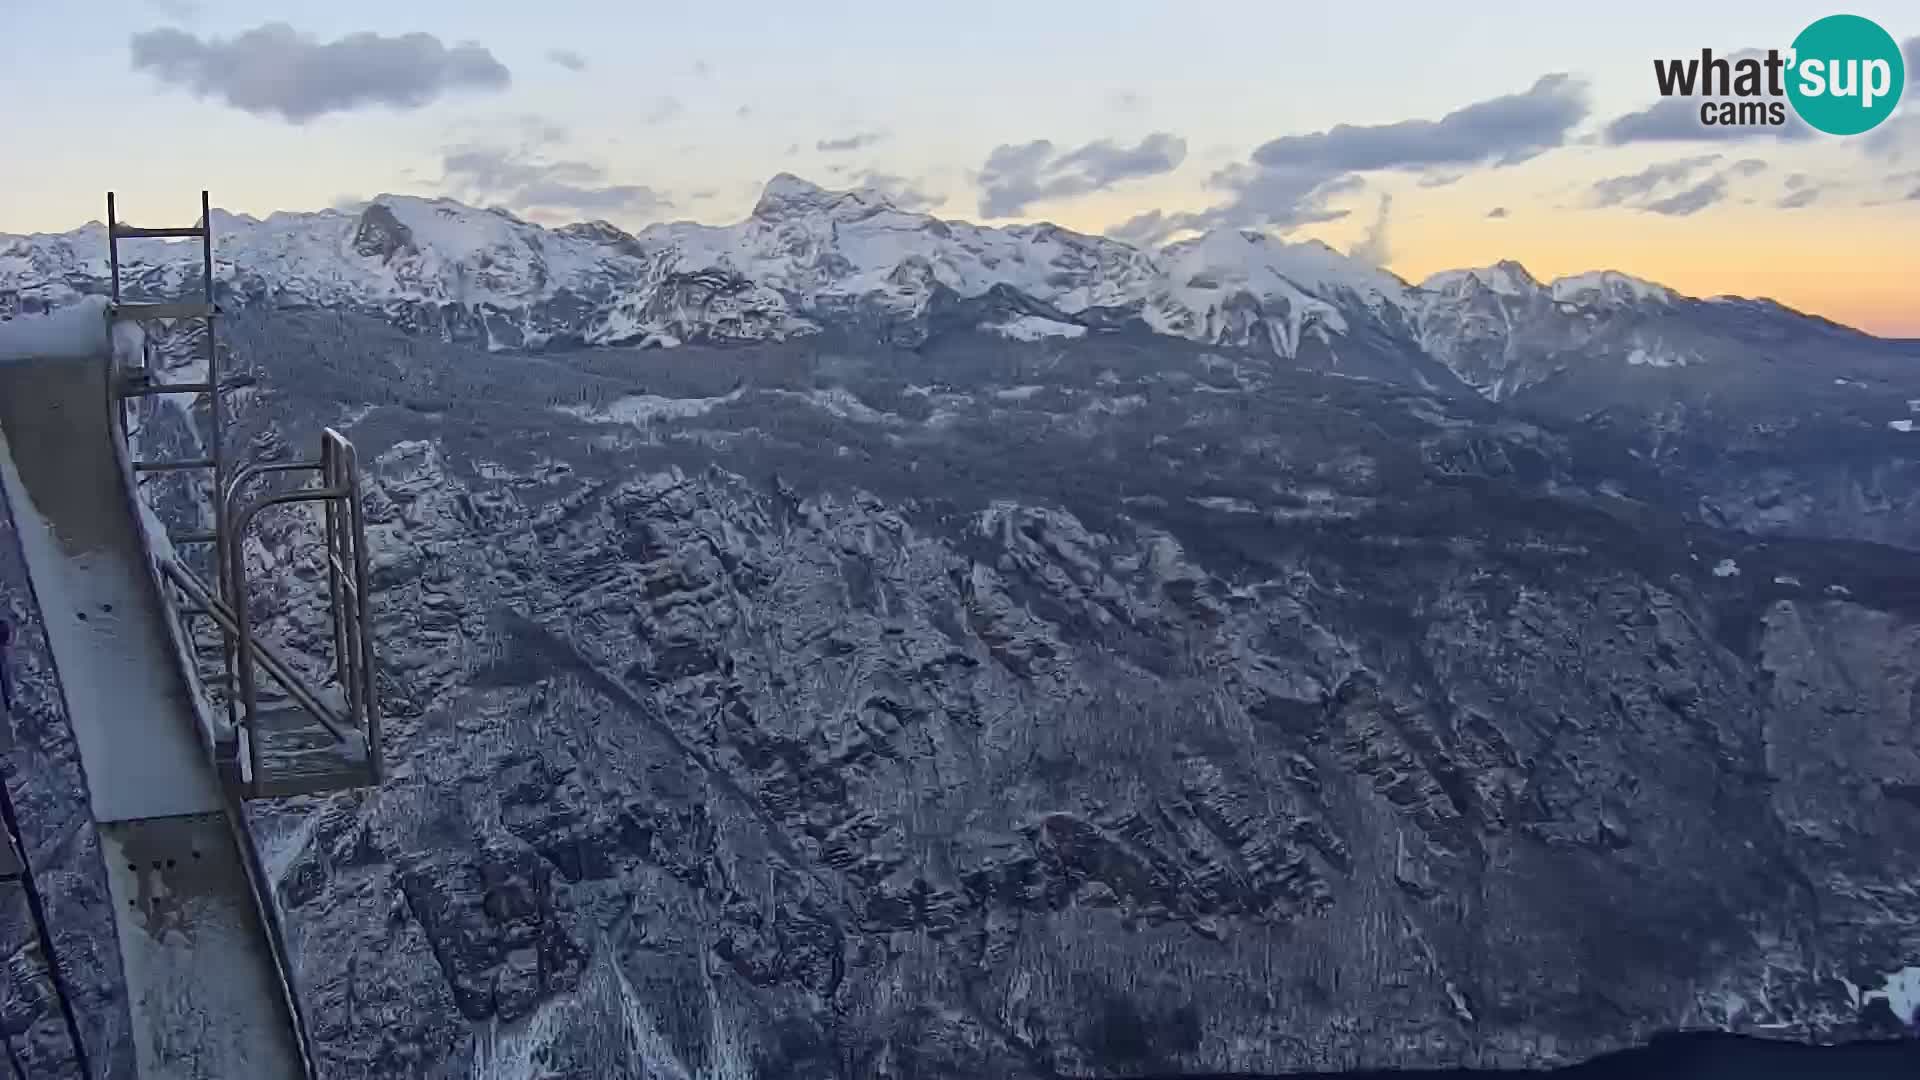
[1107,167,1361,247]
[440,144,670,220]
[515,181,667,215]
[978,132,1187,217]
[1348,194,1392,267]
[1644,175,1727,216]
[1107,89,1146,113]
[1776,186,1821,209]
[1250,73,1588,173]
[817,131,887,153]
[1784,172,1810,190]
[1162,74,1584,239]
[442,145,599,193]
[736,105,752,119]
[1193,164,1361,233]
[1105,209,1180,248]
[1591,154,1765,216]
[1865,114,1920,161]
[856,171,943,213]
[128,23,509,123]
[546,48,586,72]
[1487,206,1509,218]
[1589,155,1721,207]
[1876,169,1920,204]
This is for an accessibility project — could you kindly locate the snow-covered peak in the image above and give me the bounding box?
[1549,270,1677,308]
[751,172,902,222]
[752,173,836,217]
[1141,230,1417,357]
[1421,260,1542,298]
[645,178,1158,324]
[1161,230,1412,310]
[359,195,540,258]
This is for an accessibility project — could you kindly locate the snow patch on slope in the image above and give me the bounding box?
[557,389,744,427]
[779,388,902,426]
[986,315,1086,341]
[1846,966,1920,1026]
[1872,966,1920,1025]
[1626,345,1697,369]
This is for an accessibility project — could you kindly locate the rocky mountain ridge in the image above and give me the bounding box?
[0,174,1866,379]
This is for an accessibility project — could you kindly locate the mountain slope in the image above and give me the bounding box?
[183,312,1920,1077]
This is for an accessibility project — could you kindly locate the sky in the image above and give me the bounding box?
[3,0,1918,335]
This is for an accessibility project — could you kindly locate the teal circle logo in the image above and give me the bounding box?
[1785,14,1905,135]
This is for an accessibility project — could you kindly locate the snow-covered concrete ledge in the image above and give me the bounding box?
[0,296,147,371]
[0,295,111,361]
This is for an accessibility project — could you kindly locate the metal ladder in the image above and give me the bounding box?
[107,190,226,547]
[108,192,382,799]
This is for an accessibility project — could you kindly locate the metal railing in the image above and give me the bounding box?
[153,430,381,797]
[223,430,381,794]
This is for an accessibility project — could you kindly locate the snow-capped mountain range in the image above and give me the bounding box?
[0,173,1892,400]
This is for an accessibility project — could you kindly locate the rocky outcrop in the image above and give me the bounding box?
[350,204,416,263]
